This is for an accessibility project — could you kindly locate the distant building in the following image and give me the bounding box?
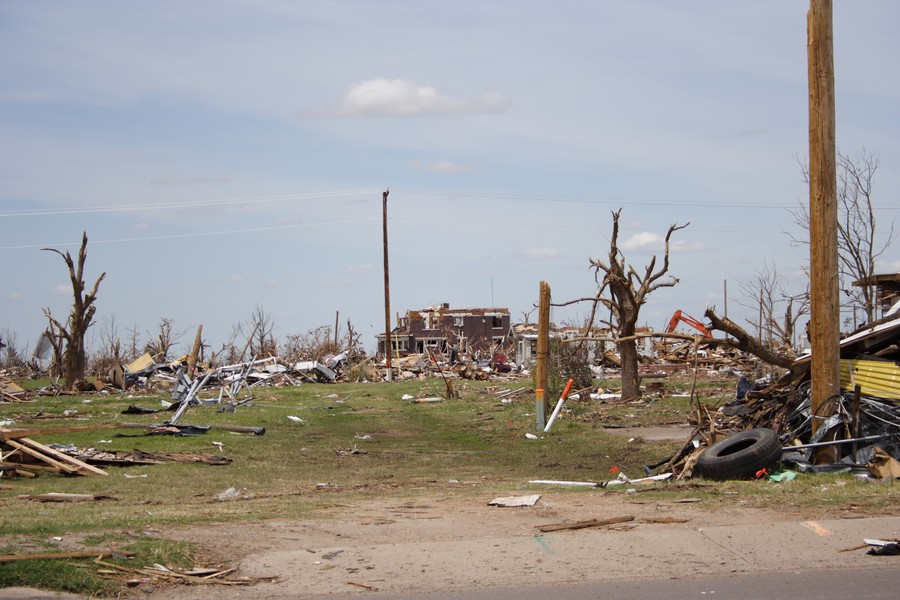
[853,273,900,320]
[377,303,511,357]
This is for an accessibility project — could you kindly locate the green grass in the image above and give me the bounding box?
[1,373,897,595]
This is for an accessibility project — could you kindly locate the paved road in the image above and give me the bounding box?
[4,513,898,599]
[326,568,900,600]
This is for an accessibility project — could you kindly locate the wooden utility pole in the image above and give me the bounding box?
[535,281,551,429]
[334,311,339,348]
[187,324,203,377]
[382,189,393,382]
[808,0,840,462]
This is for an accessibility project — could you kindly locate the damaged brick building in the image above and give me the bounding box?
[377,304,511,358]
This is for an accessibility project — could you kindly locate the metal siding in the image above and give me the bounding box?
[841,359,900,401]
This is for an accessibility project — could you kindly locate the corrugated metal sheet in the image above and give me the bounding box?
[841,359,900,401]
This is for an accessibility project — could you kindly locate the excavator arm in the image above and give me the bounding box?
[666,309,711,337]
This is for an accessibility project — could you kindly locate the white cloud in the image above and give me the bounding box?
[408,160,475,174]
[150,172,232,186]
[622,232,704,253]
[318,79,511,117]
[623,232,663,251]
[131,222,152,232]
[346,264,374,275]
[671,240,705,253]
[323,278,353,286]
[225,274,243,282]
[5,291,24,301]
[877,258,900,273]
[53,284,69,295]
[520,247,561,260]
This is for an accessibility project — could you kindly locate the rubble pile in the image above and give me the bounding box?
[675,383,900,479]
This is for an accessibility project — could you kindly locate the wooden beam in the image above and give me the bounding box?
[3,438,107,476]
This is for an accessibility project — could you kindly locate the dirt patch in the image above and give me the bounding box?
[139,486,833,599]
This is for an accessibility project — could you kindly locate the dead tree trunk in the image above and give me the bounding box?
[587,210,688,400]
[704,308,800,374]
[42,232,106,390]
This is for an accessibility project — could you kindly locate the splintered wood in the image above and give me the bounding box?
[0,431,107,477]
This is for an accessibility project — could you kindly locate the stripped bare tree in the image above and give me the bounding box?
[737,260,809,349]
[246,304,277,358]
[145,317,182,362]
[792,149,893,325]
[562,210,688,400]
[41,232,106,390]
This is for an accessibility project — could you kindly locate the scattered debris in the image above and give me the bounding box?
[0,549,134,563]
[117,422,265,436]
[346,581,375,590]
[600,473,673,488]
[55,447,232,467]
[95,557,276,587]
[643,516,689,524]
[488,494,541,507]
[0,377,30,403]
[865,538,900,556]
[651,321,900,480]
[0,432,108,477]
[216,486,254,501]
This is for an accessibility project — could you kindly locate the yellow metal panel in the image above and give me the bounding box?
[841,359,900,401]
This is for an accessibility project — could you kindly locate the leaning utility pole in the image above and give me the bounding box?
[382,189,393,382]
[808,0,840,461]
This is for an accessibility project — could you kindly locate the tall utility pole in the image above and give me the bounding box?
[535,281,551,429]
[382,189,393,382]
[808,0,840,462]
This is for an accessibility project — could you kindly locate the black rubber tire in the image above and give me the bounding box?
[696,428,782,480]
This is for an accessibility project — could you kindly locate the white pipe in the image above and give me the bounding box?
[543,378,575,432]
[528,480,599,487]
[543,397,566,432]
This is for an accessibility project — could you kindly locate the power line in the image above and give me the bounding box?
[0,189,379,218]
[0,218,379,250]
[4,186,897,219]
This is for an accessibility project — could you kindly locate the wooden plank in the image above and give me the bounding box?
[537,515,635,532]
[0,424,120,440]
[19,493,115,502]
[17,437,108,476]
[3,439,79,474]
[0,460,57,473]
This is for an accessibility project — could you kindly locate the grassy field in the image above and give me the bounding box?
[1,371,896,595]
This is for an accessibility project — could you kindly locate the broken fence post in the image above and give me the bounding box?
[535,388,545,430]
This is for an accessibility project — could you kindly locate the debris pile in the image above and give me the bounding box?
[0,376,30,403]
[661,382,900,480]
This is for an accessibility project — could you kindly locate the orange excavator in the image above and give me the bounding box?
[666,309,711,337]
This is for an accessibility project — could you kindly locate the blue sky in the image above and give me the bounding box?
[2,1,899,357]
